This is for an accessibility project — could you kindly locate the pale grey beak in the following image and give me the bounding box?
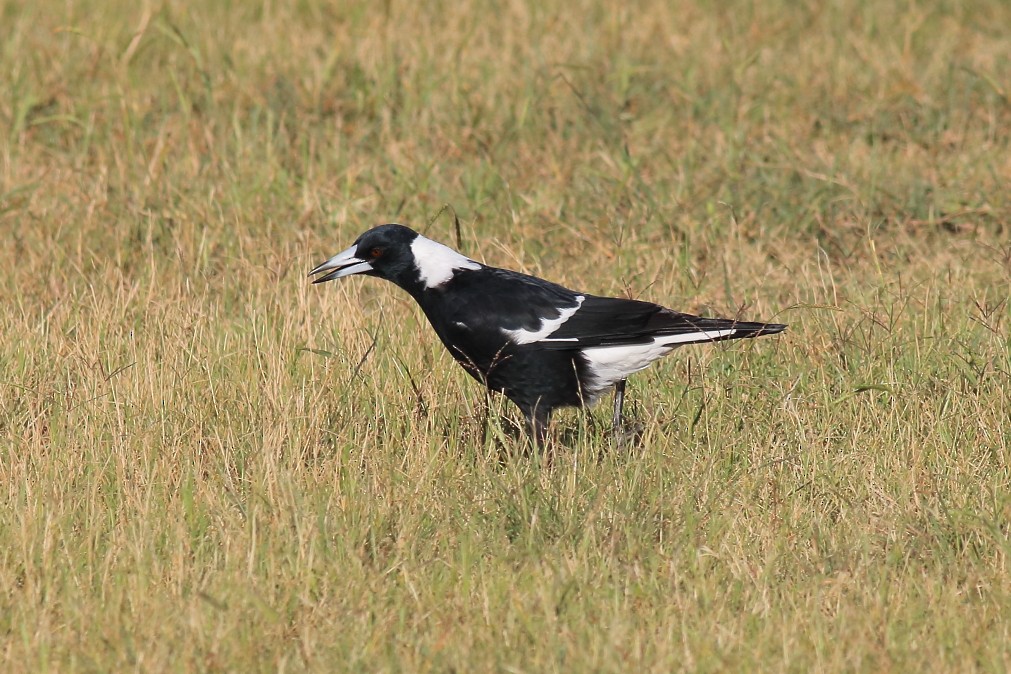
[308,245,373,283]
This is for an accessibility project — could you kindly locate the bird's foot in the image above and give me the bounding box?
[611,421,644,449]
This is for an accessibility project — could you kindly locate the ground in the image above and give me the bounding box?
[2,0,1010,671]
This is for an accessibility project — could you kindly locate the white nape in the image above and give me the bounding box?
[411,235,482,288]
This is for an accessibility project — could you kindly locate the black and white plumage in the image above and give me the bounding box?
[309,224,786,444]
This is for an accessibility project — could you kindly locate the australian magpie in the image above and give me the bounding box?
[309,224,785,445]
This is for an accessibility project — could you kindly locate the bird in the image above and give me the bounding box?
[309,224,786,445]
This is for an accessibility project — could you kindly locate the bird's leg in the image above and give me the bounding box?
[612,378,626,438]
[526,403,551,452]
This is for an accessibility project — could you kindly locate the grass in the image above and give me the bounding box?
[2,0,1010,670]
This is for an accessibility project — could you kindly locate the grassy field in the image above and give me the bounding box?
[3,0,1011,670]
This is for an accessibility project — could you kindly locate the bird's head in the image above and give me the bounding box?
[308,223,480,293]
[308,223,420,286]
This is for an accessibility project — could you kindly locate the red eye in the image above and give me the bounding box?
[369,247,383,259]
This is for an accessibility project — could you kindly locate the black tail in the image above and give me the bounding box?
[648,315,787,345]
[725,320,787,339]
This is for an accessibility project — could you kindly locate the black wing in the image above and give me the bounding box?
[431,266,584,334]
[539,295,786,348]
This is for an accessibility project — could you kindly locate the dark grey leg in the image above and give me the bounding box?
[612,379,626,435]
[526,403,551,450]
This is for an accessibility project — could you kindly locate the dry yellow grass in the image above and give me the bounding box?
[2,0,1010,671]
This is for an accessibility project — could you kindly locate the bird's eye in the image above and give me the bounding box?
[369,247,383,259]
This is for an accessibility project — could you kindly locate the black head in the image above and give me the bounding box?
[308,223,480,293]
[307,224,419,285]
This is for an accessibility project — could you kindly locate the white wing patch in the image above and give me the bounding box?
[580,329,738,399]
[411,235,481,288]
[503,296,585,345]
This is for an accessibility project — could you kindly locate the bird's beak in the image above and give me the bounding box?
[308,245,372,283]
